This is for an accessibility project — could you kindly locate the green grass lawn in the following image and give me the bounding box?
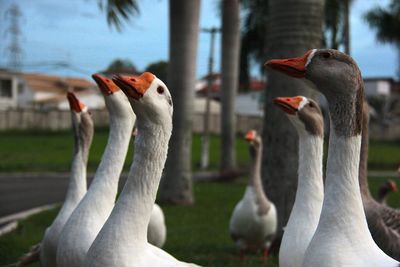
[0,176,398,267]
[0,129,398,172]
[0,129,250,173]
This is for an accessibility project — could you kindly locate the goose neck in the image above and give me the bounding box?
[64,150,87,205]
[295,134,324,204]
[88,114,133,196]
[322,131,370,233]
[111,121,171,244]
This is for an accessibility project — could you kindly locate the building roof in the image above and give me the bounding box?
[20,72,95,93]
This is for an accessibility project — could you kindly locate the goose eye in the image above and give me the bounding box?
[321,52,331,59]
[157,86,164,94]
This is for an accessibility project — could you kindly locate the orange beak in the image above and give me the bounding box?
[245,130,256,141]
[92,74,120,96]
[112,72,155,100]
[273,96,304,115]
[67,92,86,113]
[389,181,398,192]
[265,50,314,78]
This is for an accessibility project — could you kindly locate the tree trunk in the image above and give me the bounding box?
[220,0,240,174]
[263,0,324,243]
[343,0,350,54]
[158,0,200,205]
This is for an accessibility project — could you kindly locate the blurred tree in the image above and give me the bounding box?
[220,0,240,175]
[239,0,269,90]
[324,0,354,53]
[103,58,138,75]
[365,0,400,78]
[159,0,201,205]
[97,0,139,31]
[99,0,199,205]
[145,60,168,84]
[263,0,324,248]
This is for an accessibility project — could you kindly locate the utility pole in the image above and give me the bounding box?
[4,4,23,70]
[200,27,220,170]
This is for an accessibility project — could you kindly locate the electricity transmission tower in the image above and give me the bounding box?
[4,4,23,70]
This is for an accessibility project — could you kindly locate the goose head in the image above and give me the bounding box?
[67,92,94,155]
[92,73,132,118]
[386,180,398,193]
[273,96,324,137]
[112,72,173,128]
[265,49,364,137]
[245,129,262,160]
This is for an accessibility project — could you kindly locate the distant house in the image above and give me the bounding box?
[364,77,394,97]
[0,69,104,110]
[195,73,266,116]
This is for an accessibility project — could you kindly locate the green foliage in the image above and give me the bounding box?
[365,0,400,77]
[364,0,400,44]
[145,60,168,83]
[103,58,138,75]
[97,0,140,32]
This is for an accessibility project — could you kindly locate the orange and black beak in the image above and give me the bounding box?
[92,74,120,96]
[265,50,314,78]
[67,92,86,113]
[273,96,304,115]
[112,72,155,100]
[245,130,256,142]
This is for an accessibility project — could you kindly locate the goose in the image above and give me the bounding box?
[12,93,94,267]
[40,92,94,267]
[273,96,324,267]
[377,180,398,205]
[266,49,399,266]
[84,72,201,267]
[56,74,135,267]
[229,129,277,261]
[358,100,400,260]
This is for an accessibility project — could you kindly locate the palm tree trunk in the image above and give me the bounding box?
[263,0,324,244]
[220,0,240,174]
[158,0,201,205]
[344,0,350,54]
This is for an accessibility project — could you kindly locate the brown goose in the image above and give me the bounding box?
[377,180,398,205]
[266,49,399,266]
[359,101,400,261]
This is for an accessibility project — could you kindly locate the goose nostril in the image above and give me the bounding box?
[130,78,136,82]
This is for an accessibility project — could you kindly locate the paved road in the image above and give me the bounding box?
[0,172,128,218]
[0,170,397,219]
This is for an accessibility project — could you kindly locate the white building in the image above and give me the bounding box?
[0,69,105,110]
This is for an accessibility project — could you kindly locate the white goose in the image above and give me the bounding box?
[273,96,324,267]
[35,93,93,267]
[56,74,135,267]
[84,72,200,267]
[229,130,277,260]
[266,49,399,267]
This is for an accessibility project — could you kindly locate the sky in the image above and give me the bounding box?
[0,0,397,81]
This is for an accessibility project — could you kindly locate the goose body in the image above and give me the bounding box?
[148,204,167,248]
[40,93,93,267]
[229,130,277,256]
[56,75,135,267]
[266,49,399,267]
[274,96,324,267]
[84,72,200,267]
[359,102,400,260]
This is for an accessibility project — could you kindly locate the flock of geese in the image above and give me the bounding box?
[12,49,400,267]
